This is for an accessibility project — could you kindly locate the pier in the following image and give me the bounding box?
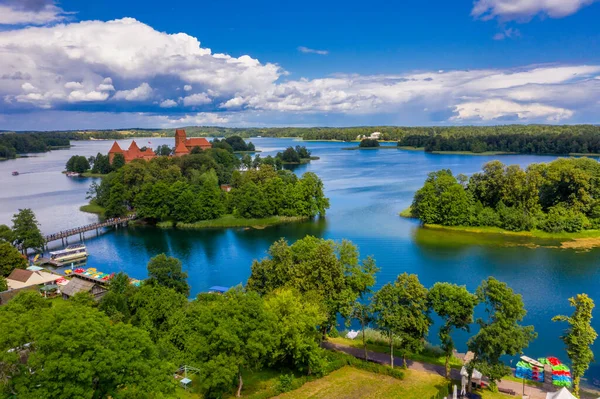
[44,214,136,247]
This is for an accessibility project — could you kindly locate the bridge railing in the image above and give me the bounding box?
[44,214,136,243]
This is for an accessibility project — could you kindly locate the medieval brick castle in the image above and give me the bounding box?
[108,129,211,163]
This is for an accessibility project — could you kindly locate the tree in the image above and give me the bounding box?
[91,152,112,174]
[99,272,135,322]
[104,181,127,217]
[467,277,537,391]
[65,155,90,173]
[264,288,326,373]
[553,294,598,398]
[247,237,377,339]
[372,273,431,368]
[156,144,173,156]
[0,225,14,243]
[359,138,380,148]
[197,170,225,220]
[187,288,276,398]
[111,152,125,170]
[0,298,175,398]
[428,282,478,378]
[11,209,44,254]
[146,254,190,296]
[351,301,374,361]
[0,276,7,292]
[279,147,301,163]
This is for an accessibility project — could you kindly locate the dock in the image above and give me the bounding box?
[44,214,136,247]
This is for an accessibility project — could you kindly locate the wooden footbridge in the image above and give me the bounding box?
[44,214,137,247]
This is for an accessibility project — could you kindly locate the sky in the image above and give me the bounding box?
[0,0,600,130]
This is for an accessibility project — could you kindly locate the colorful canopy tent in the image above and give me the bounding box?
[546,387,576,399]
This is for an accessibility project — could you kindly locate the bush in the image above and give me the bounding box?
[540,205,588,233]
[328,326,340,338]
[497,203,534,232]
[477,207,500,227]
[359,139,380,148]
[277,374,294,393]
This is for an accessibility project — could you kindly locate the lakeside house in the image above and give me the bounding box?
[5,269,62,290]
[108,128,211,164]
[61,275,107,301]
[356,132,382,140]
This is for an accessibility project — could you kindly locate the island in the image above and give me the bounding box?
[80,131,329,229]
[402,158,600,249]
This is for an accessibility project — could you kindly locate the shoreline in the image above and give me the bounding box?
[399,208,600,250]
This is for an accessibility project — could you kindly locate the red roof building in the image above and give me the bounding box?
[108,140,156,164]
[174,129,211,156]
[107,129,210,163]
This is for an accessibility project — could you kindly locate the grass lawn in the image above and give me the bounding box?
[328,336,463,369]
[79,202,105,215]
[275,367,448,399]
[174,215,308,229]
[80,172,109,178]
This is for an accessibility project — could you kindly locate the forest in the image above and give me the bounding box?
[0,234,595,398]
[89,149,329,223]
[410,158,600,233]
[0,132,71,159]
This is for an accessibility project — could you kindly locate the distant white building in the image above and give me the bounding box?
[357,132,382,140]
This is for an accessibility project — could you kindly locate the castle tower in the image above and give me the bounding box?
[175,129,186,147]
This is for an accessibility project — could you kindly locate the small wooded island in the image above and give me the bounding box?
[402,158,600,248]
[79,134,328,229]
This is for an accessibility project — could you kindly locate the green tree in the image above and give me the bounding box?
[188,288,276,398]
[104,181,127,217]
[11,208,44,254]
[0,276,7,292]
[428,282,478,378]
[292,172,330,217]
[264,288,326,373]
[146,254,190,296]
[0,300,175,398]
[247,237,377,339]
[0,225,13,243]
[91,152,112,174]
[372,273,431,368]
[197,170,226,220]
[65,155,90,173]
[0,242,27,277]
[156,144,173,156]
[112,152,125,170]
[99,272,135,322]
[467,277,537,391]
[359,138,380,148]
[553,294,598,398]
[279,147,301,163]
[351,301,374,361]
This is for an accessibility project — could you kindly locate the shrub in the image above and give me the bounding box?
[540,205,588,233]
[277,374,294,393]
[478,207,500,227]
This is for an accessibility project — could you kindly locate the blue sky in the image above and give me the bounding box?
[0,0,599,129]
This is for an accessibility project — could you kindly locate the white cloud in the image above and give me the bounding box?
[97,77,115,91]
[472,0,598,21]
[21,82,36,92]
[0,2,69,26]
[298,46,329,55]
[156,112,230,126]
[493,27,521,40]
[182,92,211,106]
[114,83,153,101]
[64,81,83,90]
[0,17,599,126]
[452,99,574,121]
[160,99,178,108]
[68,90,109,102]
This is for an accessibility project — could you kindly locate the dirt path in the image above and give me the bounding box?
[322,341,550,399]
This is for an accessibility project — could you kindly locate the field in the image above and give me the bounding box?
[275,366,447,399]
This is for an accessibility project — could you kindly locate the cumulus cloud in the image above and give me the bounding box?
[298,46,329,55]
[113,83,153,101]
[472,0,598,21]
[0,0,70,25]
[452,99,574,122]
[0,17,599,127]
[182,92,211,106]
[160,99,178,108]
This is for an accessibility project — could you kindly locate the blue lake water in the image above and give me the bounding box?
[1,137,599,382]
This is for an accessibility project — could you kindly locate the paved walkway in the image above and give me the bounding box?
[322,341,550,399]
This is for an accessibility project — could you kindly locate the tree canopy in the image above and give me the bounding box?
[467,277,537,390]
[65,155,90,173]
[146,254,190,296]
[11,209,44,254]
[411,158,600,233]
[553,294,598,398]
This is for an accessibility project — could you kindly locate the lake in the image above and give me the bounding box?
[1,137,599,382]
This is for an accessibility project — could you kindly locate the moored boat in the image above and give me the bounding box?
[12,171,19,176]
[66,171,81,177]
[49,244,88,265]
